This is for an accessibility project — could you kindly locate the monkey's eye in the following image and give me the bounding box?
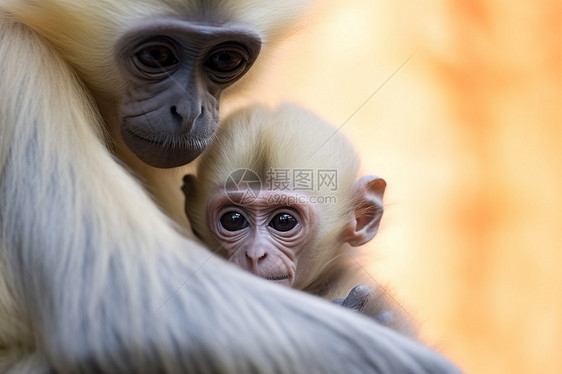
[269,213,298,232]
[206,51,242,71]
[137,46,177,68]
[133,38,179,76]
[204,43,249,84]
[220,211,249,231]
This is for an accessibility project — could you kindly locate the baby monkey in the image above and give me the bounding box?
[183,104,414,335]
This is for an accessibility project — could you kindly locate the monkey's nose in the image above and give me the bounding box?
[246,250,267,268]
[170,104,203,132]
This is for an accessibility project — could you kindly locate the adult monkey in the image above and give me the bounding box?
[0,1,460,373]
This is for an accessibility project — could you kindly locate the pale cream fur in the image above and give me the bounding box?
[0,2,458,373]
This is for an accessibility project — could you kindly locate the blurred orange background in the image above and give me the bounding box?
[246,1,562,373]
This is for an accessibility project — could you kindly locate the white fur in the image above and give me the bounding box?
[0,2,460,373]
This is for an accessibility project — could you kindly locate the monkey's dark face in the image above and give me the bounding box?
[206,190,320,287]
[115,19,261,168]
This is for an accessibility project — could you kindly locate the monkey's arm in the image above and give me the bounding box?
[315,255,418,337]
[333,285,403,329]
[332,285,372,312]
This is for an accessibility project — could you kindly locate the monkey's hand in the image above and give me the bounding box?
[332,285,371,312]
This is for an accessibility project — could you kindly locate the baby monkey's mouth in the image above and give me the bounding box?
[263,274,290,281]
[257,272,293,286]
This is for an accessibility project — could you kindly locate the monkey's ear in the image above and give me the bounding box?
[181,174,198,200]
[182,174,205,240]
[340,176,386,247]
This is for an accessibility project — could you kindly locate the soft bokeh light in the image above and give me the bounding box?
[245,1,562,373]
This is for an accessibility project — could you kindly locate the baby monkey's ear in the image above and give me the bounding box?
[340,176,386,247]
[182,174,198,218]
[182,174,204,240]
[182,174,198,198]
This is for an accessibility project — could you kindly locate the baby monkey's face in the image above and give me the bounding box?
[206,189,319,287]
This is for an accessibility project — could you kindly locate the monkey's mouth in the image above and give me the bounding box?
[126,127,210,151]
[263,274,290,281]
[128,130,166,146]
[122,127,211,168]
[258,273,292,286]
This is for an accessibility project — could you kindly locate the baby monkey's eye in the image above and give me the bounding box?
[269,213,298,232]
[219,211,249,231]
